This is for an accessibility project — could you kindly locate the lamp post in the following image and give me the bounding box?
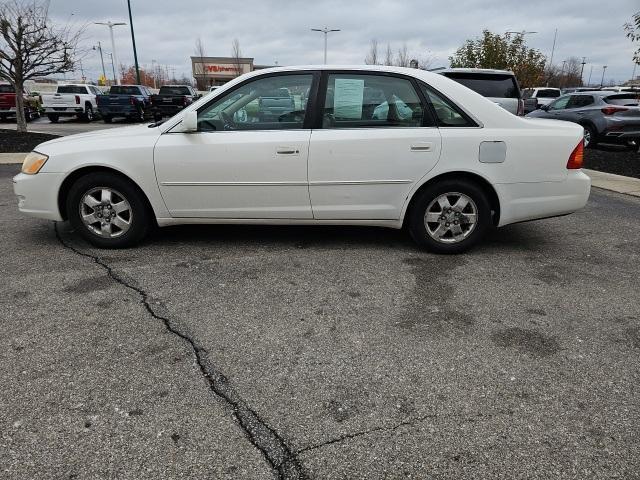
[580,57,586,85]
[92,41,107,84]
[600,65,607,87]
[106,52,117,85]
[126,0,141,85]
[95,21,126,85]
[311,27,340,64]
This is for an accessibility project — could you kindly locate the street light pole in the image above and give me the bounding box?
[587,65,593,86]
[126,0,141,85]
[107,52,117,85]
[600,65,607,87]
[311,27,341,64]
[92,41,107,84]
[580,57,586,86]
[95,21,126,85]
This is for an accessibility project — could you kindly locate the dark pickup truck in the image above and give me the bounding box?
[149,85,199,120]
[96,85,152,123]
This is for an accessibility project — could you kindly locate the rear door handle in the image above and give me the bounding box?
[276,147,299,155]
[410,142,433,152]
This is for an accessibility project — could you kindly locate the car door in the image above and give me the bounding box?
[544,95,572,119]
[308,72,441,220]
[154,72,318,218]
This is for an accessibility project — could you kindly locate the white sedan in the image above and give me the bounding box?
[13,65,590,253]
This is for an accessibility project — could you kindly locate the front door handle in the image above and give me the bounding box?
[410,142,433,152]
[276,147,299,155]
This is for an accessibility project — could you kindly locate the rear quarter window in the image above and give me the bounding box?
[0,84,15,93]
[604,94,640,106]
[443,73,520,99]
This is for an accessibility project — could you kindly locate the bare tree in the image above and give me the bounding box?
[365,38,379,65]
[194,37,207,89]
[0,0,82,132]
[384,43,394,66]
[395,43,410,67]
[231,38,243,78]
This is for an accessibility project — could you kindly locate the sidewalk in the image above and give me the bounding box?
[1,152,639,198]
[0,153,26,164]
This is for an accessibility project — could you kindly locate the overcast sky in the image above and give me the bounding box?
[49,0,638,85]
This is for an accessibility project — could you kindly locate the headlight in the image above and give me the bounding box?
[21,151,48,175]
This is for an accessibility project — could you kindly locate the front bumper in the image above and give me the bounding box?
[496,171,591,227]
[13,172,65,221]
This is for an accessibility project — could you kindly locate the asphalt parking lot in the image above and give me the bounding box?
[2,163,639,479]
[1,116,127,136]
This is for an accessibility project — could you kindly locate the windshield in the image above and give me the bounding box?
[57,85,88,94]
[444,73,520,98]
[109,86,141,95]
[158,86,191,95]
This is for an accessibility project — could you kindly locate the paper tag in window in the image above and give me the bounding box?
[334,78,365,119]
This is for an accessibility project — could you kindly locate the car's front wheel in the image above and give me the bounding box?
[408,179,492,254]
[66,172,151,248]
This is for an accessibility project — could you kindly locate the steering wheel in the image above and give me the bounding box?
[221,111,236,130]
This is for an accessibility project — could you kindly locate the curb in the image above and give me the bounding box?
[583,169,640,198]
[0,153,26,164]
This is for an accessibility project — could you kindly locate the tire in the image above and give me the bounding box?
[408,179,492,254]
[25,108,33,122]
[82,104,94,122]
[102,115,112,123]
[582,124,597,148]
[136,106,145,122]
[66,172,151,248]
[48,114,59,123]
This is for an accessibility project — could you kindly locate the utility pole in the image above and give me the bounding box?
[311,27,341,64]
[559,60,567,88]
[107,52,117,85]
[127,0,141,85]
[548,28,558,68]
[93,41,107,84]
[95,21,126,85]
[600,65,607,87]
[580,57,586,86]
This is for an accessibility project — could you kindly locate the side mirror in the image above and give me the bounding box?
[181,110,198,132]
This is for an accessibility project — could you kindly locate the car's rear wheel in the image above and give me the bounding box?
[47,114,59,123]
[102,115,112,123]
[408,179,491,254]
[66,172,151,248]
[583,125,597,148]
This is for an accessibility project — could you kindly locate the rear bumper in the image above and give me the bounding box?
[12,172,65,221]
[44,107,84,115]
[496,171,591,227]
[152,104,184,115]
[98,105,139,117]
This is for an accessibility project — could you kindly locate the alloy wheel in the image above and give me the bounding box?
[79,187,132,238]
[424,192,478,244]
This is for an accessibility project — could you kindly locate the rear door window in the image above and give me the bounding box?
[322,73,426,128]
[0,85,15,93]
[443,73,519,98]
[567,95,594,108]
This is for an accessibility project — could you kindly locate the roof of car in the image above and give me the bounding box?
[437,68,516,76]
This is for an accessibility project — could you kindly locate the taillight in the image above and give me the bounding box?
[601,106,628,115]
[75,95,80,104]
[567,141,584,169]
[516,99,524,116]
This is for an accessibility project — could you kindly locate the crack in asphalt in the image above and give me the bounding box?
[54,223,307,480]
[295,414,437,455]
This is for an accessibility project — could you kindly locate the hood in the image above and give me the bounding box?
[35,124,161,154]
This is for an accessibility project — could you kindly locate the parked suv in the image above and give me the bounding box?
[527,91,640,148]
[438,68,523,115]
[522,87,561,113]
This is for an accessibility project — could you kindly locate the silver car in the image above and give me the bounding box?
[438,68,523,115]
[527,91,640,149]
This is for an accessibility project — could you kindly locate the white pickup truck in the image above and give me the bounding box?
[41,84,102,122]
